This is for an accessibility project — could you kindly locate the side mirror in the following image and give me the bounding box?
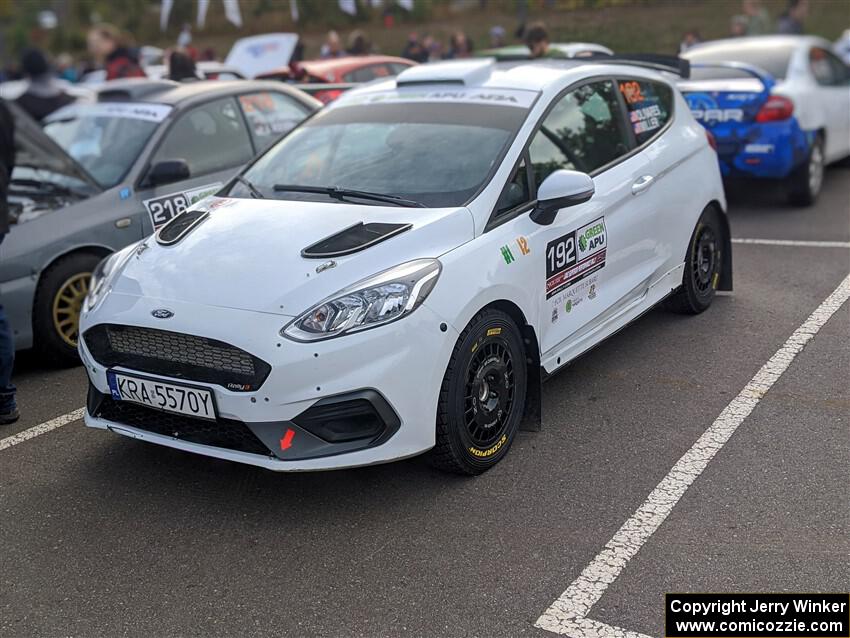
[530,169,595,225]
[146,159,190,187]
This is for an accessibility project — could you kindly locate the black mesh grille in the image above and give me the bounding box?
[84,324,271,391]
[94,395,270,456]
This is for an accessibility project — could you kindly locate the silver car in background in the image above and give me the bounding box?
[2,79,319,363]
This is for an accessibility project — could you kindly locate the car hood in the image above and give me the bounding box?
[113,197,475,316]
[8,101,102,191]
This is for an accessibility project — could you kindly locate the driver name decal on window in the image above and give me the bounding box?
[630,104,663,136]
[620,80,673,144]
[143,182,222,229]
[545,217,607,299]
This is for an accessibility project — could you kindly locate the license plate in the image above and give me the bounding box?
[107,371,216,420]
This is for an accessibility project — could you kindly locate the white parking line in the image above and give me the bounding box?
[732,238,850,248]
[0,408,85,452]
[535,272,850,638]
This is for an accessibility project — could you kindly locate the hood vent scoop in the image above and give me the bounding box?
[156,209,209,246]
[301,222,412,259]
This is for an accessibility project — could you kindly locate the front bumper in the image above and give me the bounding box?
[79,292,458,471]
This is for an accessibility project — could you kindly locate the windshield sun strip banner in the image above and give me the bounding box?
[49,102,173,123]
[334,87,538,109]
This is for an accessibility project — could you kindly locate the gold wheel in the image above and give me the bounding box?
[52,272,91,348]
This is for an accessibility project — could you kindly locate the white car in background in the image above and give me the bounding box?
[79,58,731,475]
[681,36,850,205]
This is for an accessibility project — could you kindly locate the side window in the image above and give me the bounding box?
[238,92,310,152]
[619,79,674,146]
[529,80,627,183]
[342,64,389,82]
[494,157,531,216]
[810,48,847,86]
[830,53,850,84]
[152,97,253,177]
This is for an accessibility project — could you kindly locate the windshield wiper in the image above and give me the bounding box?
[272,184,425,208]
[233,174,265,199]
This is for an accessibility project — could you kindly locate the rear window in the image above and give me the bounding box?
[684,43,795,80]
[618,79,674,145]
[238,91,310,152]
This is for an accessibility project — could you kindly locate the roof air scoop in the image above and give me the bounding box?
[395,59,495,87]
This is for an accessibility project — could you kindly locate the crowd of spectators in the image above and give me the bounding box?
[681,0,813,52]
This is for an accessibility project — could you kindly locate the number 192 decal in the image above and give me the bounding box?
[545,217,607,299]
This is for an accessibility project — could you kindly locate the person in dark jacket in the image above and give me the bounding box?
[0,99,19,424]
[167,51,198,82]
[14,49,75,122]
[525,22,551,59]
[401,33,429,63]
[87,23,146,81]
[777,0,808,34]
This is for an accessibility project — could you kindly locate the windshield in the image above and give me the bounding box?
[685,43,795,80]
[44,102,171,189]
[230,102,528,208]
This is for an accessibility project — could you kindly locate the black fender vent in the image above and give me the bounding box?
[301,222,412,258]
[156,210,209,246]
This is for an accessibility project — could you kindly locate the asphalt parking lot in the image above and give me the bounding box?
[1,169,848,638]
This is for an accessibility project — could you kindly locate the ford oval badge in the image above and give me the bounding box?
[151,309,174,319]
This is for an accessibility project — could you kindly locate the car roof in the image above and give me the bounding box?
[334,58,673,102]
[94,78,316,107]
[299,55,414,74]
[685,34,832,55]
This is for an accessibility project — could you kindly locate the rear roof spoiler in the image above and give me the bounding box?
[584,53,691,78]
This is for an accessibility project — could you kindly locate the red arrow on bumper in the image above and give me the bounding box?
[280,428,295,451]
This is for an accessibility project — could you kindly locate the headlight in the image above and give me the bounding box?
[282,259,441,342]
[83,243,138,312]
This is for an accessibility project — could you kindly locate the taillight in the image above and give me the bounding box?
[756,95,794,122]
[705,129,718,152]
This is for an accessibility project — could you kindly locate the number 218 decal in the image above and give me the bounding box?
[143,183,222,230]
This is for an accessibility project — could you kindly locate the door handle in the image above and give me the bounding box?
[115,218,132,229]
[631,175,654,195]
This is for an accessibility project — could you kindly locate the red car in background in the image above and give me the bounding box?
[258,55,416,103]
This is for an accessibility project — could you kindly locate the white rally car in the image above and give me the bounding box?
[79,58,732,474]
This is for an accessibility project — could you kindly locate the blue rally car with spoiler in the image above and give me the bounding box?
[680,35,850,205]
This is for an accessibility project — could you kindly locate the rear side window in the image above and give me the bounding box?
[809,48,849,86]
[152,97,253,177]
[619,79,674,146]
[238,91,310,152]
[529,80,629,181]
